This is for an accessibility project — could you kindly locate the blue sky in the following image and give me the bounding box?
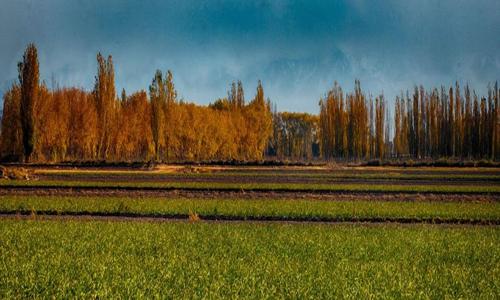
[0,0,498,113]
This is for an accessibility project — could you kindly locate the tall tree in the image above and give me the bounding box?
[164,70,178,160]
[245,80,272,160]
[149,70,166,161]
[18,43,39,162]
[237,80,245,109]
[375,95,386,158]
[93,53,116,160]
[0,85,23,160]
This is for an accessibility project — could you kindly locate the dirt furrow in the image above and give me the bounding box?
[1,211,498,226]
[1,186,499,202]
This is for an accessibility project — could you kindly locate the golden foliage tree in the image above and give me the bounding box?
[0,85,23,160]
[93,53,117,160]
[1,44,497,163]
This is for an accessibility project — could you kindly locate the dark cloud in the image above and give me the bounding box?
[0,0,498,113]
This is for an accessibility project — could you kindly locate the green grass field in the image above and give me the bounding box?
[34,169,500,181]
[1,195,499,222]
[0,220,498,298]
[1,166,499,297]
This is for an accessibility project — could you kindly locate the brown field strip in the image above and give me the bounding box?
[2,187,499,202]
[34,174,500,185]
[1,211,498,226]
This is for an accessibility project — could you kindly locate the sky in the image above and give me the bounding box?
[0,0,499,113]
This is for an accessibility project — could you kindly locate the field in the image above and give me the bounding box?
[1,165,499,297]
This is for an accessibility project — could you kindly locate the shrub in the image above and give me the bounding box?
[188,210,200,222]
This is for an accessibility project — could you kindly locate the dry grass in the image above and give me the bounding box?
[188,210,201,222]
[0,166,35,180]
[30,207,37,220]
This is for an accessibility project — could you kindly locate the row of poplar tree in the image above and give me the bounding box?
[0,44,498,162]
[318,81,391,160]
[318,81,499,160]
[0,44,272,162]
[393,84,498,159]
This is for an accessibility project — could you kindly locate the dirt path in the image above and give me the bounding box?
[0,211,498,226]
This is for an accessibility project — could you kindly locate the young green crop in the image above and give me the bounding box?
[35,169,500,181]
[0,220,498,298]
[1,196,499,222]
[1,179,499,193]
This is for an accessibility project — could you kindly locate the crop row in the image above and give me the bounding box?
[34,169,500,181]
[1,196,499,222]
[1,180,499,193]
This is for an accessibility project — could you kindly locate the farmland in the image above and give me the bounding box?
[0,165,499,297]
[1,2,499,298]
[1,196,500,224]
[1,221,499,298]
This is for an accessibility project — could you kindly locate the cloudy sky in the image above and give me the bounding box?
[0,0,498,113]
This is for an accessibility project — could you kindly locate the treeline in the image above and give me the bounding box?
[266,111,320,160]
[0,44,272,162]
[0,44,498,163]
[319,81,391,160]
[394,84,499,159]
[319,81,498,161]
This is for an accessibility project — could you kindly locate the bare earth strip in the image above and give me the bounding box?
[1,187,499,202]
[1,212,498,226]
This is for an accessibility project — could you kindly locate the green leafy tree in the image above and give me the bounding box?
[18,43,39,162]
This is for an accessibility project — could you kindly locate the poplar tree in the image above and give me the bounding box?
[18,43,39,162]
[149,70,166,161]
[93,53,116,160]
[164,70,177,160]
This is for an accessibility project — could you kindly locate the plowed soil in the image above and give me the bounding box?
[1,212,498,225]
[1,186,498,202]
